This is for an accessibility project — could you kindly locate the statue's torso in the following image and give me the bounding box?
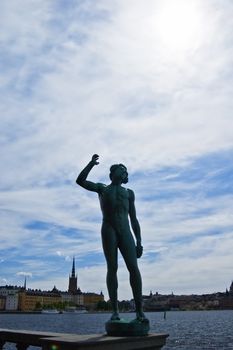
[99,184,130,231]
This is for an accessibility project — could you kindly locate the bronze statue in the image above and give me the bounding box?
[76,154,146,322]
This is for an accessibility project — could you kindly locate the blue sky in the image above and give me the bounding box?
[0,0,233,300]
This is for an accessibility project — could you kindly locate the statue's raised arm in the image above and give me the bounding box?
[76,154,101,192]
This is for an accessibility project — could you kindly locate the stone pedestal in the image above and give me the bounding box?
[0,328,169,350]
[41,333,169,350]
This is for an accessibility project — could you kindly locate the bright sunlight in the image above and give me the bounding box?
[155,0,204,53]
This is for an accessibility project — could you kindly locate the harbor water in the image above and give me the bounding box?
[1,310,233,349]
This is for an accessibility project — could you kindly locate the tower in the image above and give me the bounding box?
[68,257,78,294]
[229,281,233,296]
[24,276,27,290]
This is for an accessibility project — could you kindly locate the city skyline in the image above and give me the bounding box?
[1,0,233,300]
[1,257,232,298]
[1,276,232,299]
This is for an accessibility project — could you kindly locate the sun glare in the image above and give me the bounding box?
[155,0,203,52]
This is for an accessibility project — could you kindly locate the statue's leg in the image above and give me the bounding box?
[101,223,120,320]
[119,232,146,320]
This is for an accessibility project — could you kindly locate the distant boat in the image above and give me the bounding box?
[41,309,60,314]
[63,307,87,314]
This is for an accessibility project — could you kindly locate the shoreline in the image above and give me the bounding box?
[1,309,232,315]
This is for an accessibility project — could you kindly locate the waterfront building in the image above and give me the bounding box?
[219,281,233,309]
[83,291,104,309]
[143,291,225,311]
[6,293,19,311]
[0,296,5,310]
[18,290,62,311]
[0,286,21,310]
[143,292,170,311]
[0,285,21,297]
[61,290,84,306]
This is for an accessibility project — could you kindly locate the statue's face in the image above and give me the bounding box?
[112,164,128,184]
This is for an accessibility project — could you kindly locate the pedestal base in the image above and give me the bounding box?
[0,328,169,350]
[105,318,150,337]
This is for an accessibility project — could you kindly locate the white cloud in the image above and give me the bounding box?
[16,272,32,277]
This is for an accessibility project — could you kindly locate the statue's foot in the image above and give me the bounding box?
[110,311,121,321]
[136,311,148,322]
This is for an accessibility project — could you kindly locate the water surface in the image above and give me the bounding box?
[1,310,233,349]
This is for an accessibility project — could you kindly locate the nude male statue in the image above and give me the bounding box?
[76,154,146,321]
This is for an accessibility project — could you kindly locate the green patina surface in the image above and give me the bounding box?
[105,318,150,337]
[77,155,150,335]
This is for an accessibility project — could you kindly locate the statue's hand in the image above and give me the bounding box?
[91,154,99,165]
[136,244,143,258]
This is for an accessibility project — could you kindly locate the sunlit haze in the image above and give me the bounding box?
[155,0,204,52]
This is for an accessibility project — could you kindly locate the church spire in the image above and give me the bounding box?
[68,256,78,294]
[230,280,233,295]
[71,256,75,277]
[24,276,27,290]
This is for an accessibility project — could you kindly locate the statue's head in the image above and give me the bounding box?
[109,164,128,184]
